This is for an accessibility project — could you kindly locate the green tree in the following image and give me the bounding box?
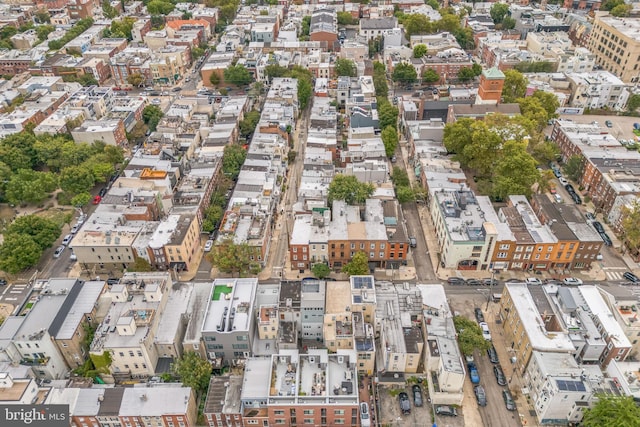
[311,263,331,279]
[337,11,356,25]
[621,201,640,257]
[202,205,224,233]
[301,16,311,37]
[288,66,314,110]
[102,0,118,19]
[563,155,584,182]
[501,16,516,30]
[582,395,640,427]
[35,9,51,23]
[59,165,96,195]
[378,101,399,130]
[492,140,540,200]
[457,67,476,82]
[129,257,152,272]
[342,252,370,276]
[490,3,510,24]
[602,0,625,10]
[436,13,462,33]
[392,63,417,84]
[224,64,252,86]
[422,68,440,83]
[142,105,164,131]
[396,186,415,203]
[381,126,398,158]
[402,14,434,38]
[627,93,640,112]
[35,25,55,41]
[392,166,410,187]
[501,69,527,103]
[264,64,288,80]
[327,174,375,205]
[5,170,57,205]
[454,26,475,50]
[239,110,261,138]
[127,72,145,87]
[335,58,357,77]
[453,315,491,356]
[531,91,560,120]
[413,44,427,59]
[171,351,212,396]
[531,141,560,164]
[518,96,549,132]
[514,61,555,73]
[0,234,42,274]
[147,0,175,15]
[208,239,261,277]
[222,143,247,180]
[471,63,483,76]
[610,3,632,16]
[209,72,221,86]
[6,215,61,250]
[71,192,92,210]
[426,0,439,9]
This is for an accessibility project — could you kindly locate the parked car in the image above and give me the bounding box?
[571,193,583,205]
[487,346,499,364]
[553,169,563,178]
[468,362,480,384]
[480,322,492,340]
[409,237,417,248]
[447,277,466,285]
[474,385,487,407]
[466,279,482,286]
[503,390,517,411]
[360,403,370,427]
[53,245,65,258]
[435,406,457,417]
[0,279,6,286]
[398,392,411,415]
[204,240,214,252]
[525,277,542,286]
[624,272,640,283]
[559,177,569,186]
[70,252,77,261]
[483,277,499,286]
[565,184,576,194]
[61,234,73,246]
[592,221,605,233]
[585,212,596,222]
[605,120,613,128]
[494,365,507,386]
[412,385,423,407]
[70,225,79,234]
[600,232,613,246]
[93,195,102,204]
[98,187,107,197]
[475,307,485,323]
[563,277,583,286]
[554,194,563,203]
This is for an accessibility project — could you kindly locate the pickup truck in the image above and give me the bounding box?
[468,362,480,384]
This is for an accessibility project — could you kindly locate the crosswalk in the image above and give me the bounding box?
[605,271,625,281]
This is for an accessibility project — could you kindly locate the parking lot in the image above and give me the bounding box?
[558,114,640,142]
[377,381,452,427]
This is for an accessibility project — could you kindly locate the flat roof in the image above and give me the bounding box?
[241,358,271,400]
[54,280,105,340]
[155,283,193,344]
[578,286,631,348]
[505,284,575,353]
[119,387,192,416]
[205,375,243,414]
[202,279,258,333]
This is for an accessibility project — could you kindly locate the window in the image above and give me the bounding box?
[334,410,345,415]
[369,252,374,258]
[497,252,507,259]
[303,410,314,415]
[499,244,510,250]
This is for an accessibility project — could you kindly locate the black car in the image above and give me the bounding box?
[447,277,465,285]
[600,232,613,246]
[435,406,457,417]
[565,184,576,194]
[466,279,482,286]
[592,221,605,233]
[172,86,182,92]
[475,308,485,323]
[624,272,640,283]
[487,346,499,364]
[503,390,517,411]
[399,392,411,415]
[149,91,160,96]
[412,385,423,407]
[483,277,499,286]
[98,187,107,197]
[571,193,582,205]
[494,365,507,386]
[0,279,6,286]
[474,385,487,407]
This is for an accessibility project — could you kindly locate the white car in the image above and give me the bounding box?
[559,177,569,186]
[479,322,492,341]
[204,240,214,252]
[563,277,583,286]
[70,252,77,261]
[525,277,543,286]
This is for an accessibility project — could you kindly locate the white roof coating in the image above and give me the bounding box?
[241,358,271,399]
[119,387,192,416]
[505,284,575,353]
[202,279,258,333]
[578,286,632,348]
[155,284,194,345]
[55,281,105,340]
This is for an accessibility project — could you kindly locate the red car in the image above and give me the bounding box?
[93,195,102,205]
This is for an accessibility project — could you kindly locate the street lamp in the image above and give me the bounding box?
[485,269,496,311]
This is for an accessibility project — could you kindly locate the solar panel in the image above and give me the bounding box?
[353,276,372,289]
[556,379,586,392]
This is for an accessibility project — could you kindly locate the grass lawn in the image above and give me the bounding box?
[212,284,232,301]
[36,208,74,228]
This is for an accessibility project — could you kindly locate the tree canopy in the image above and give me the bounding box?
[502,69,528,103]
[328,174,375,205]
[171,352,212,396]
[622,200,640,258]
[490,3,510,24]
[453,315,492,355]
[563,155,585,182]
[342,252,370,276]
[222,143,247,180]
[627,94,640,112]
[413,44,427,59]
[311,263,331,279]
[392,63,418,84]
[224,64,253,86]
[381,126,398,158]
[422,68,440,83]
[335,58,357,77]
[208,239,261,277]
[142,105,164,131]
[582,395,640,427]
[5,215,61,250]
[239,110,261,138]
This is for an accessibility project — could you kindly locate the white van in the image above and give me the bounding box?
[554,194,563,203]
[360,402,370,427]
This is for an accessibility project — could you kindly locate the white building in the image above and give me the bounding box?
[566,71,629,111]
